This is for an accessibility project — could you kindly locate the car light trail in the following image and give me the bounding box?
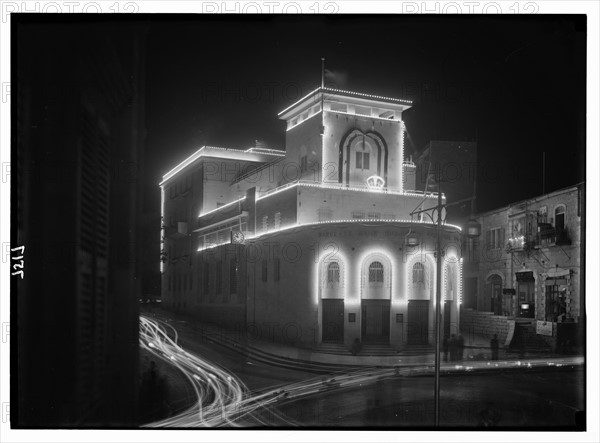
[140,315,584,428]
[140,316,297,427]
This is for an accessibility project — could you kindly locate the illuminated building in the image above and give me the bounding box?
[160,87,464,349]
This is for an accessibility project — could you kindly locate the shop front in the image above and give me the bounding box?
[516,271,535,318]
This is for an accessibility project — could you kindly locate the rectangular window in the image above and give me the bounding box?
[538,206,548,224]
[216,261,222,295]
[262,259,268,282]
[356,152,370,170]
[368,212,381,219]
[555,206,566,231]
[274,258,280,282]
[262,215,268,232]
[486,227,505,250]
[352,211,365,219]
[300,155,308,173]
[230,259,238,294]
[363,152,370,170]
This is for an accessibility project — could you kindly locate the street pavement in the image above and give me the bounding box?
[143,307,583,373]
[139,310,585,429]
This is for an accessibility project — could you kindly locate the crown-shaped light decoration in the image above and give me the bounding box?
[366,175,385,189]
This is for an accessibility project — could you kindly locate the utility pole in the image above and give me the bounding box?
[542,151,546,195]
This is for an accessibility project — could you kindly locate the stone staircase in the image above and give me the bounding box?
[311,342,399,356]
[400,344,435,356]
[313,342,351,355]
[509,321,553,353]
[359,344,399,356]
[313,342,433,357]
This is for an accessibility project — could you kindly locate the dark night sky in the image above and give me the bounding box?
[142,15,585,213]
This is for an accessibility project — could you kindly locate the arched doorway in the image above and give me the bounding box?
[443,261,458,337]
[486,274,503,316]
[360,255,392,344]
[321,260,345,343]
[407,259,433,345]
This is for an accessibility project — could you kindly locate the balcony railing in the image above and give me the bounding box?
[506,235,536,253]
[505,225,572,253]
[537,224,571,247]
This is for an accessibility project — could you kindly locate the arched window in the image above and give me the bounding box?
[413,262,425,284]
[555,205,566,232]
[369,261,384,283]
[355,137,371,171]
[327,262,340,283]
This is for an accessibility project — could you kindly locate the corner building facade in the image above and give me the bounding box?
[160,87,463,350]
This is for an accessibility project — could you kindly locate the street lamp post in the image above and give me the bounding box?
[410,176,480,427]
[434,179,442,426]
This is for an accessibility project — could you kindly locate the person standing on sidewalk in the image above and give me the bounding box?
[350,338,362,356]
[442,334,449,362]
[457,334,465,361]
[490,334,499,360]
[449,334,458,361]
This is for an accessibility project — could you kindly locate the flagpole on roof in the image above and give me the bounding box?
[320,58,325,140]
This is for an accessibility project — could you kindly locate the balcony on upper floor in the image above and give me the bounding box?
[163,221,188,239]
[537,223,572,247]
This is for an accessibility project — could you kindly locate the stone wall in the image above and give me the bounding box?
[460,308,511,344]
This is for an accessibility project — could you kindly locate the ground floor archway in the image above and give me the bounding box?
[407,299,430,345]
[361,299,391,344]
[322,298,344,343]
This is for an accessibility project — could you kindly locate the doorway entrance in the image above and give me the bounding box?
[488,275,503,315]
[361,299,390,344]
[407,300,430,345]
[518,281,535,318]
[516,271,535,318]
[443,300,453,337]
[322,299,344,343]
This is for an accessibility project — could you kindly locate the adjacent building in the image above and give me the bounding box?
[462,184,585,350]
[160,87,466,350]
[15,23,145,426]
